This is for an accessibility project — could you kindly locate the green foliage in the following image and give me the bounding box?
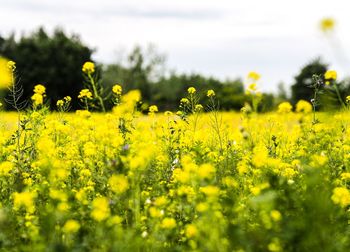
[0,27,93,109]
[101,45,166,103]
[152,73,246,111]
[291,58,328,105]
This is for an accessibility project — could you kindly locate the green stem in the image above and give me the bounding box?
[333,84,346,109]
[88,73,105,112]
[11,71,21,162]
[312,88,318,125]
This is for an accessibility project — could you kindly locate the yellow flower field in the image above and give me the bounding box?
[0,61,350,251]
[1,106,350,251]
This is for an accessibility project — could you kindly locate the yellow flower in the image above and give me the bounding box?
[33,84,46,95]
[207,89,215,97]
[112,84,122,95]
[83,142,96,156]
[7,60,16,71]
[91,197,110,222]
[160,217,176,229]
[252,146,269,167]
[78,89,93,99]
[324,70,337,81]
[277,102,293,113]
[199,185,220,197]
[187,87,196,94]
[195,104,203,112]
[248,83,257,92]
[270,210,282,222]
[62,220,80,233]
[185,224,198,238]
[295,100,312,113]
[247,71,261,81]
[320,18,335,33]
[154,196,168,206]
[64,96,72,102]
[0,161,13,176]
[331,187,350,207]
[340,173,350,181]
[149,207,163,218]
[108,174,129,194]
[346,96,350,103]
[149,105,158,114]
[82,61,95,74]
[108,215,123,226]
[13,191,37,213]
[57,100,64,107]
[268,238,281,252]
[180,98,190,104]
[197,163,215,179]
[49,189,68,202]
[31,93,44,106]
[0,58,12,89]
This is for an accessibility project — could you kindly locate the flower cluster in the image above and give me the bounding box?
[82,61,95,74]
[78,89,93,100]
[31,84,46,106]
[112,84,122,95]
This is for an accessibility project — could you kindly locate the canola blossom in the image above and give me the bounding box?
[0,64,350,251]
[0,57,13,89]
[320,18,335,33]
[0,103,349,251]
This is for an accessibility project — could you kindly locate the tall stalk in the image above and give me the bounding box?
[310,75,323,125]
[87,73,106,112]
[6,63,27,163]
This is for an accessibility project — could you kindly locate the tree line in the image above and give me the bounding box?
[0,27,348,112]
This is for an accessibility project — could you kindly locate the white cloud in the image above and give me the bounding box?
[1,0,349,92]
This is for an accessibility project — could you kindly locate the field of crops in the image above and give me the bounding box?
[1,102,350,251]
[0,62,350,251]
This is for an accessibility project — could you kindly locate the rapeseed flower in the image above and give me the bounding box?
[112,84,122,95]
[296,100,312,113]
[247,71,261,81]
[160,217,176,229]
[278,102,293,113]
[185,224,198,238]
[149,105,158,114]
[0,161,13,176]
[207,89,215,97]
[108,174,129,194]
[187,87,196,94]
[82,61,95,74]
[331,187,350,207]
[33,84,46,95]
[13,191,37,213]
[324,70,337,84]
[31,84,46,106]
[320,18,335,33]
[78,89,93,99]
[62,220,80,233]
[91,197,110,222]
[0,58,12,89]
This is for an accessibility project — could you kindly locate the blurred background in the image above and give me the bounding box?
[1,0,350,111]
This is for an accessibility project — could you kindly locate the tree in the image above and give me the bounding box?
[102,45,166,103]
[0,27,93,109]
[291,58,328,104]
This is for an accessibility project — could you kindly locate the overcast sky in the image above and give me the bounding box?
[1,0,350,92]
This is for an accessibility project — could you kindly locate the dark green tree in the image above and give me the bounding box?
[102,45,165,103]
[0,27,93,109]
[291,58,328,104]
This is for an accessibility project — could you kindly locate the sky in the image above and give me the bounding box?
[1,0,350,93]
